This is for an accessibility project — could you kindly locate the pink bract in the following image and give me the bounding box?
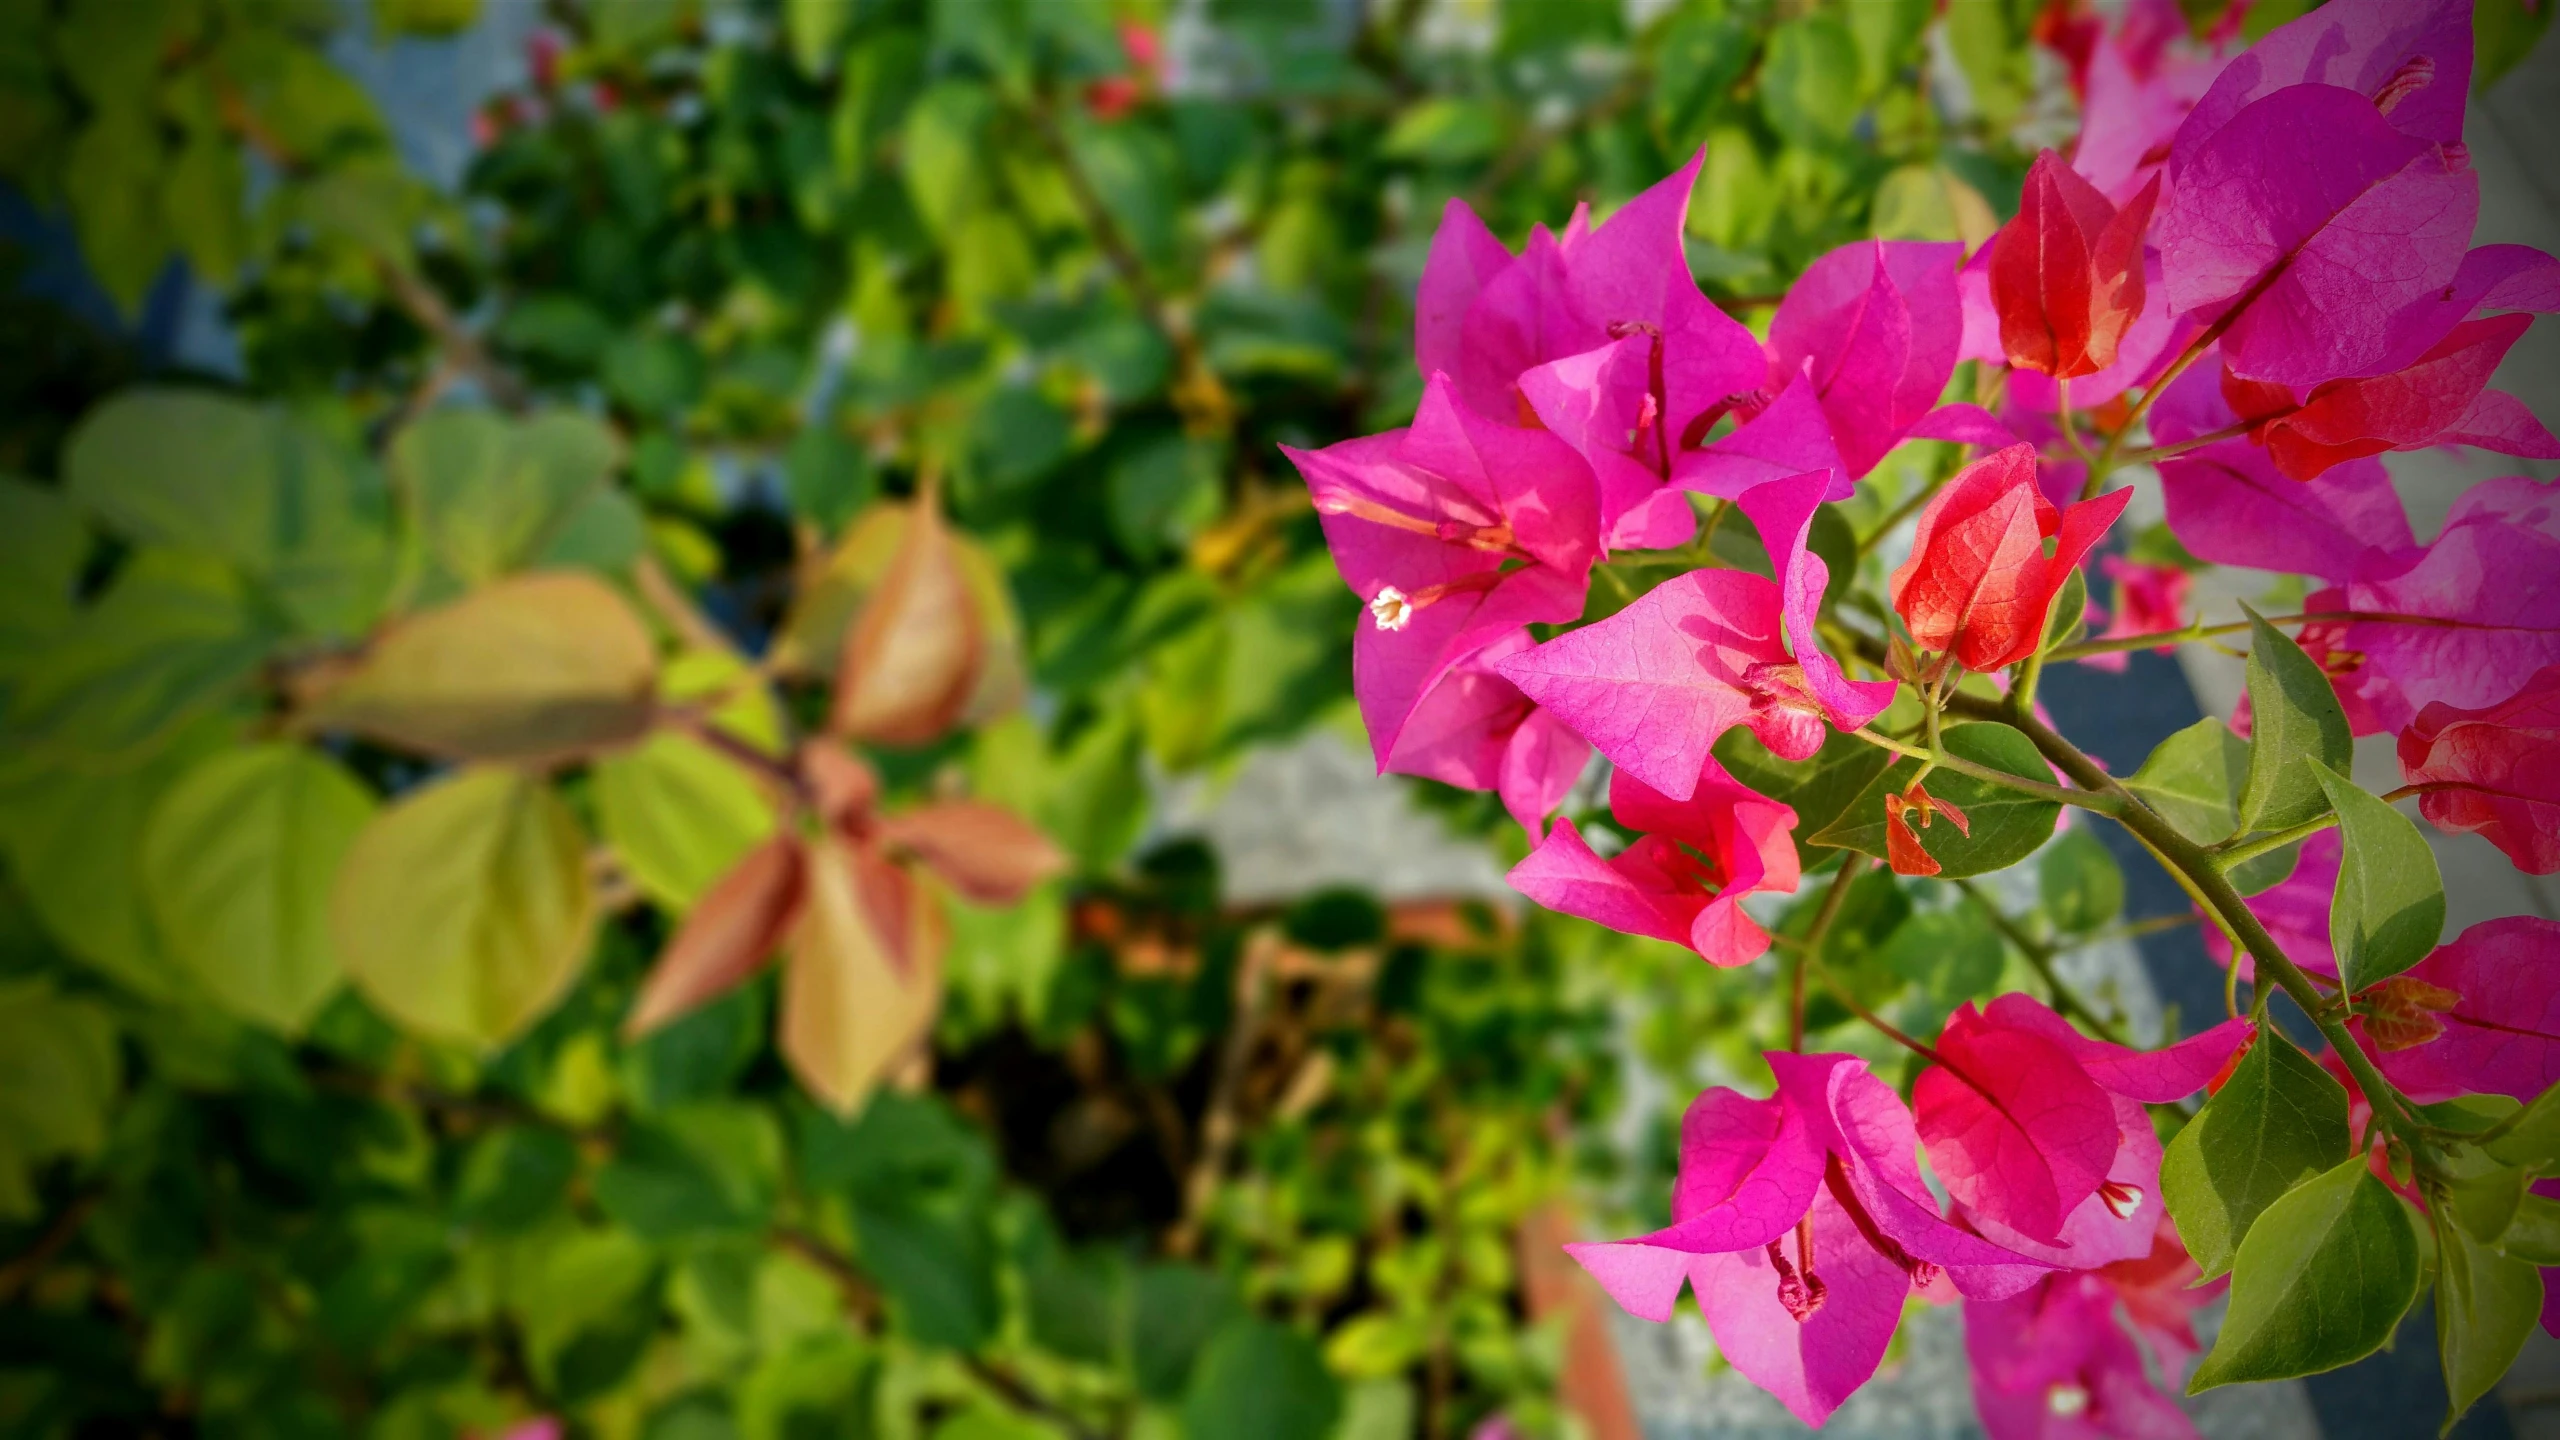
[2371,917,2560,1104]
[2172,0,2472,162]
[2341,475,2560,731]
[1383,629,1592,841]
[1281,374,1600,767]
[2079,557,2191,673]
[2397,663,2560,875]
[1506,756,1798,966]
[1767,239,1966,477]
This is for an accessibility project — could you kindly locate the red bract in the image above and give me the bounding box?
[1990,150,2159,379]
[1885,782,1970,877]
[1888,444,2131,672]
[2397,663,2560,874]
[1506,756,1798,967]
[2257,313,2560,480]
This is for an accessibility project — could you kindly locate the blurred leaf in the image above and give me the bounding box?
[1758,16,1861,148]
[2437,1209,2543,1429]
[2162,1026,2348,1279]
[2037,827,2124,935]
[5,550,273,763]
[452,1125,578,1233]
[1181,1316,1340,1440]
[332,768,596,1048]
[2476,0,2554,92]
[0,478,86,664]
[305,571,659,765]
[1871,164,1998,249]
[1652,8,1754,153]
[1882,905,2004,1010]
[595,1103,784,1241]
[1132,1263,1241,1400]
[509,1227,658,1398]
[0,979,120,1220]
[2237,609,2352,833]
[780,837,944,1115]
[595,732,780,912]
[2188,1154,2418,1389]
[140,743,375,1033]
[1380,98,1502,165]
[391,408,622,587]
[2310,761,2444,993]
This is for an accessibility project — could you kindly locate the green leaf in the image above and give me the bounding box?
[2237,608,2353,833]
[0,478,87,664]
[594,1103,783,1241]
[2162,1025,2350,1279]
[390,408,621,586]
[508,1226,659,1398]
[1651,7,1752,152]
[2038,826,2124,934]
[2041,564,2090,656]
[0,979,121,1220]
[2436,1210,2543,1432]
[1757,15,1861,148]
[2475,0,2554,93]
[2485,1081,2560,1172]
[1380,98,1503,164]
[2499,1193,2560,1265]
[1881,905,2005,1011]
[5,550,275,763]
[1809,723,2063,877]
[64,390,392,635]
[2310,761,2445,992]
[1132,1262,1243,1400]
[2188,1153,2420,1390]
[902,82,994,238]
[452,1125,578,1233]
[855,1202,999,1351]
[139,743,375,1034]
[1715,725,1893,864]
[330,768,597,1048]
[1180,1316,1341,1440]
[2126,717,2252,845]
[2230,838,2303,897]
[593,732,779,912]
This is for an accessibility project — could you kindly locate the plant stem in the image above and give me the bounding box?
[1793,855,1870,1050]
[1814,963,1947,1068]
[2055,377,2094,467]
[1849,726,2115,813]
[2112,420,2255,467]
[1950,878,2126,1045]
[2045,608,2465,663]
[2206,784,2440,867]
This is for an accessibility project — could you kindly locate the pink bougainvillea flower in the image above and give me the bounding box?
[2339,475,2560,731]
[2149,359,2419,584]
[2202,828,2342,982]
[1418,151,1766,549]
[2078,557,2191,674]
[1671,375,1852,502]
[1927,995,2255,1267]
[1498,472,1892,798]
[2070,0,2234,205]
[2397,663,2560,874]
[1889,444,2132,673]
[1965,1253,2209,1440]
[2173,0,2472,163]
[2156,82,2476,391]
[1507,756,1798,966]
[1569,1054,2051,1427]
[1384,630,1591,841]
[2369,917,2560,1104]
[2250,314,2560,480]
[1767,239,1967,477]
[1991,150,2160,380]
[1282,375,1599,768]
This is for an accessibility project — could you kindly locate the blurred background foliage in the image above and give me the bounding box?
[0,0,2243,1435]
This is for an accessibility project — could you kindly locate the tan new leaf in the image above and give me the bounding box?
[827,493,982,745]
[626,836,805,1037]
[879,801,1067,907]
[331,768,596,1047]
[306,571,657,764]
[780,838,946,1115]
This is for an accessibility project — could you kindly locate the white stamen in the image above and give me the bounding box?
[2047,1383,2090,1417]
[1369,586,1414,632]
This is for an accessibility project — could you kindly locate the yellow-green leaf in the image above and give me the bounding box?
[332,768,596,1047]
[306,571,658,765]
[139,743,374,1033]
[593,731,778,912]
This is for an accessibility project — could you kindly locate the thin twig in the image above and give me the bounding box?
[1166,927,1279,1257]
[0,1190,102,1304]
[2046,608,2469,663]
[1792,856,1870,1050]
[1950,878,2126,1045]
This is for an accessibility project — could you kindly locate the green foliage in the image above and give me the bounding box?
[2188,1154,2421,1390]
[2237,608,2354,834]
[2163,1026,2350,1279]
[2127,716,2253,844]
[1813,723,2064,876]
[2311,761,2446,992]
[2038,826,2124,936]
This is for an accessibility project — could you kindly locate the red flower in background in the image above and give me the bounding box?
[1989,151,2159,380]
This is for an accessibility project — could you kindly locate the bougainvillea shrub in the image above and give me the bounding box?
[1285,0,2560,1429]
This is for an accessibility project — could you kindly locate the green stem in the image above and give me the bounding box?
[1857,466,1956,557]
[2046,608,2464,664]
[1848,727,2117,814]
[2055,377,2094,468]
[1951,878,2126,1045]
[1793,855,1869,1051]
[2206,784,2436,868]
[2112,421,2255,467]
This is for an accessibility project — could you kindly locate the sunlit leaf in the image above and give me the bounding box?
[594,731,780,912]
[780,837,945,1114]
[2188,1153,2419,1390]
[2162,1025,2348,1279]
[2310,760,2444,993]
[2126,716,2251,845]
[332,768,596,1047]
[2237,607,2352,833]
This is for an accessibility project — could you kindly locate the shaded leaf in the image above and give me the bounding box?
[2038,825,2123,934]
[0,979,121,1220]
[391,408,620,586]
[1180,1316,1341,1440]
[1811,723,2062,877]
[1714,725,1893,865]
[6,550,275,763]
[2437,1211,2543,1432]
[2126,716,2251,845]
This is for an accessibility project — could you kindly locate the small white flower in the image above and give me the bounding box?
[2047,1383,2091,1417]
[1369,586,1414,631]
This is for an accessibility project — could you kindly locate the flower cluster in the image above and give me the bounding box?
[1285,0,2560,1427]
